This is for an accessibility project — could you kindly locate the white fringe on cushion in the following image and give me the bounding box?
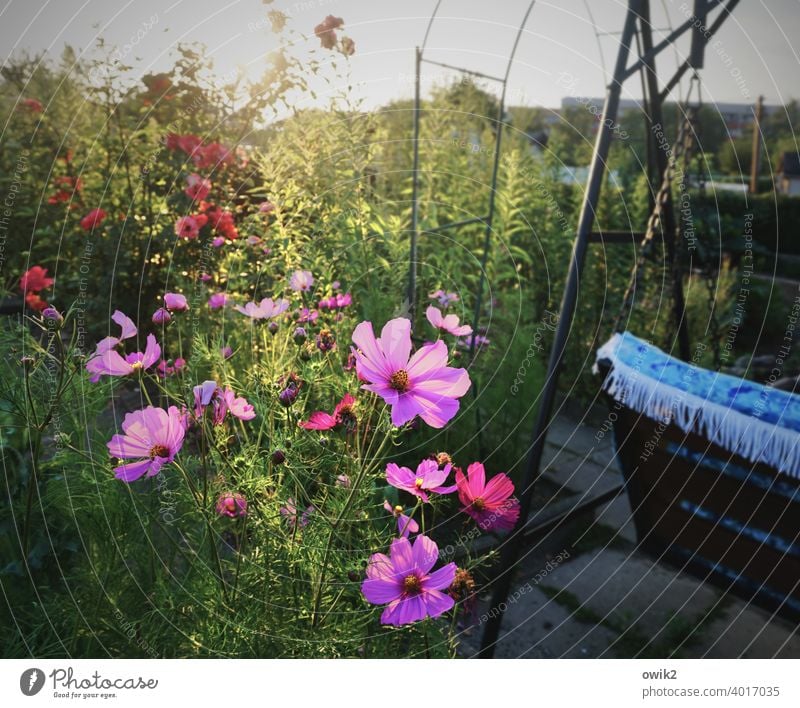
[595,333,800,479]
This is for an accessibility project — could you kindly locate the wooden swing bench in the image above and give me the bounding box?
[595,332,800,620]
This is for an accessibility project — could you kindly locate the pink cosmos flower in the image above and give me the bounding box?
[164,293,188,311]
[194,380,256,423]
[297,308,318,324]
[318,293,352,310]
[281,498,314,529]
[289,270,314,292]
[383,500,419,538]
[386,459,456,501]
[235,297,289,319]
[86,311,161,382]
[455,462,520,532]
[175,215,200,240]
[425,305,472,337]
[221,346,233,359]
[430,289,459,307]
[299,393,356,431]
[80,208,107,231]
[258,201,275,214]
[351,317,470,428]
[208,293,231,310]
[216,492,247,519]
[212,236,225,248]
[361,535,456,626]
[107,405,186,482]
[184,173,211,201]
[156,357,186,378]
[457,333,490,351]
[19,266,54,293]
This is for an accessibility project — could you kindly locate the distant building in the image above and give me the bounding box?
[559,97,779,138]
[776,152,800,197]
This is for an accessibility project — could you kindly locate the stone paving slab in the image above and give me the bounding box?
[458,585,619,659]
[692,600,800,658]
[540,548,720,642]
[594,493,637,545]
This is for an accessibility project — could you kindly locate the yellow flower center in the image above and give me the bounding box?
[414,478,424,489]
[472,497,486,512]
[389,369,410,392]
[393,505,404,516]
[130,361,143,371]
[150,444,170,459]
[403,574,422,594]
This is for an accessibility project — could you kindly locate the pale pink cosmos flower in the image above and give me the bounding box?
[235,297,289,319]
[289,270,314,292]
[107,405,186,482]
[351,317,470,428]
[430,289,459,307]
[386,458,457,501]
[164,293,188,311]
[361,535,456,626]
[425,305,472,337]
[86,311,161,382]
[194,380,256,423]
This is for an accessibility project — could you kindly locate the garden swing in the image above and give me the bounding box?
[594,86,800,620]
[479,0,800,657]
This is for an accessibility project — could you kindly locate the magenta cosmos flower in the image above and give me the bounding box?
[215,492,247,518]
[289,270,314,292]
[383,500,419,538]
[235,297,289,319]
[361,535,456,625]
[299,393,356,431]
[386,459,456,501]
[208,293,231,310]
[107,405,186,482]
[86,310,161,382]
[351,317,470,428]
[425,305,472,337]
[456,462,520,532]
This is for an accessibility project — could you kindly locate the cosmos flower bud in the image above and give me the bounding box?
[278,387,298,407]
[152,307,172,325]
[293,326,307,344]
[42,306,64,324]
[271,449,286,465]
[268,321,279,335]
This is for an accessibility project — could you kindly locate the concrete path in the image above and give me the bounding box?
[459,413,800,658]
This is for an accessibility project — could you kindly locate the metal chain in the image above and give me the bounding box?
[612,104,696,334]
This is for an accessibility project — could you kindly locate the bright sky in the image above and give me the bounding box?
[1,0,799,111]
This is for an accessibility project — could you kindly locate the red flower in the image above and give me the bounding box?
[25,292,48,312]
[80,208,107,231]
[19,266,54,293]
[20,98,43,113]
[455,462,520,532]
[192,142,232,170]
[184,173,211,201]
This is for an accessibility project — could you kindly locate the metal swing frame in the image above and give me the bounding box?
[407,0,536,352]
[478,0,740,658]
